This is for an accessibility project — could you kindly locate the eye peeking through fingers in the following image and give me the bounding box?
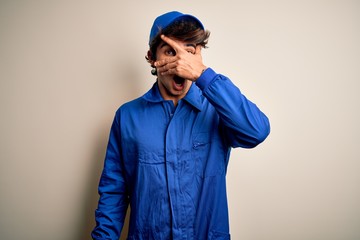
[165,49,176,56]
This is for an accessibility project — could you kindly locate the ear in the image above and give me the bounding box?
[146,50,155,67]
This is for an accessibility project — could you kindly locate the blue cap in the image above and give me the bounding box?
[149,11,204,45]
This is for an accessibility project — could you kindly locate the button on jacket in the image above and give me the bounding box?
[92,68,270,240]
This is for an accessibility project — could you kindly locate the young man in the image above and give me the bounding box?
[92,11,270,240]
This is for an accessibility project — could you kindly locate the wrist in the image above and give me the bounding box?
[195,67,217,90]
[194,66,207,81]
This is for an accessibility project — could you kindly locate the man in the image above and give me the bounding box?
[92,11,270,240]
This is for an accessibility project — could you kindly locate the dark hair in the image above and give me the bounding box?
[146,18,210,74]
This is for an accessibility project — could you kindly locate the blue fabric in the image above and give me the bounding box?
[92,68,270,240]
[149,11,204,45]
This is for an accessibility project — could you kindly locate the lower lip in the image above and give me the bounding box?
[173,81,185,91]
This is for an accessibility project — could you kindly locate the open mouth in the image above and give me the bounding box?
[174,75,185,85]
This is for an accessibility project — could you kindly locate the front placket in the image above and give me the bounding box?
[163,100,186,239]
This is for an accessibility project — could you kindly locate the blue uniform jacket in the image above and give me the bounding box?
[92,68,270,240]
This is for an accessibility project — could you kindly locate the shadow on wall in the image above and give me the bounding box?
[77,60,149,239]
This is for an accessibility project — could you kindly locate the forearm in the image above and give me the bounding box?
[92,114,129,239]
[92,174,129,239]
[196,68,270,148]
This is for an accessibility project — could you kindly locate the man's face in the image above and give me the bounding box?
[155,38,196,104]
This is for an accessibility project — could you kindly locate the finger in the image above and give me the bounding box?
[159,67,179,76]
[157,62,177,73]
[161,35,183,53]
[154,57,176,68]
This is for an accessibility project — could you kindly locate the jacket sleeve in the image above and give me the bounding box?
[91,111,129,240]
[195,68,270,148]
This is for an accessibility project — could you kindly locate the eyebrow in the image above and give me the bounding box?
[159,42,169,49]
[159,42,196,49]
[186,43,196,48]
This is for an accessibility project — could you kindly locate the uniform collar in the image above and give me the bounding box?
[142,82,203,111]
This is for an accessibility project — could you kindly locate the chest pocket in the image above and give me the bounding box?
[192,132,225,178]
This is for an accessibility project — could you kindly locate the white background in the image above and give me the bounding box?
[0,1,359,239]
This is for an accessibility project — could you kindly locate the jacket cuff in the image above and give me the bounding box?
[195,67,217,91]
